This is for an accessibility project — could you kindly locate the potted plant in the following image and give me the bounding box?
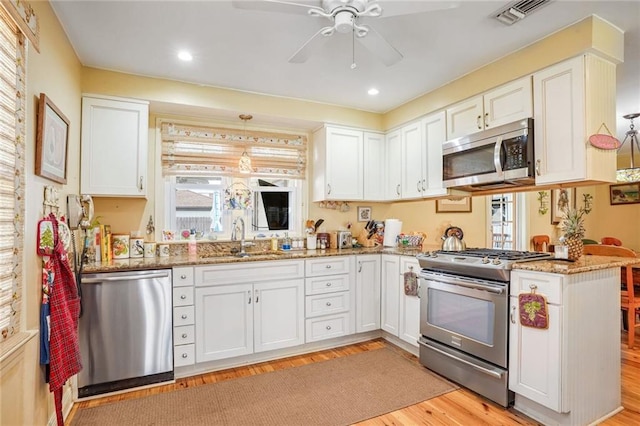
[559,207,586,260]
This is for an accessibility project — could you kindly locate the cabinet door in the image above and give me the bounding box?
[81,96,148,197]
[508,296,563,412]
[363,132,386,201]
[195,284,253,362]
[385,129,402,200]
[355,255,381,332]
[533,56,586,185]
[399,258,420,347]
[421,111,448,196]
[446,96,483,140]
[325,127,363,200]
[400,121,425,199]
[380,255,400,336]
[254,279,305,353]
[483,77,532,129]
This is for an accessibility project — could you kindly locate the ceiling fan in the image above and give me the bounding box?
[233,0,459,66]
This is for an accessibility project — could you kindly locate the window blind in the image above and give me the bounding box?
[0,7,24,342]
[161,122,307,179]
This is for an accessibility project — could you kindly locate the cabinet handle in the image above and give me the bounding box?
[417,181,422,192]
[248,290,251,304]
[255,289,259,303]
[510,305,517,324]
[325,282,332,287]
[326,325,332,330]
[326,302,332,307]
[327,184,331,195]
[180,274,187,279]
[476,115,482,129]
[422,179,426,192]
[180,294,187,300]
[181,333,187,338]
[182,353,188,358]
[358,261,362,273]
[139,176,144,191]
[396,184,400,196]
[484,112,489,127]
[181,314,187,319]
[535,159,541,176]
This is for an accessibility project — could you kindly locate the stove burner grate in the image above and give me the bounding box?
[438,248,552,261]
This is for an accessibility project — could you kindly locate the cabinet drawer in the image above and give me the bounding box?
[305,257,351,277]
[174,325,195,345]
[174,344,195,367]
[305,292,350,318]
[173,287,193,306]
[510,270,562,304]
[305,313,350,343]
[195,260,304,286]
[173,305,195,326]
[305,274,350,295]
[173,267,194,287]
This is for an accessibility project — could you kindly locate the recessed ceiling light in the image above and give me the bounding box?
[178,51,193,61]
[368,88,379,96]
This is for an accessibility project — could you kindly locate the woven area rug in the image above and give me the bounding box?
[71,347,457,425]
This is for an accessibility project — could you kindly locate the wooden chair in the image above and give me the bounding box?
[583,244,640,349]
[601,237,622,246]
[531,235,550,252]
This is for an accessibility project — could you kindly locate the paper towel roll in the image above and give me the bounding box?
[383,219,403,247]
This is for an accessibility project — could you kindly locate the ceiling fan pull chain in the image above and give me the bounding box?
[351,28,357,69]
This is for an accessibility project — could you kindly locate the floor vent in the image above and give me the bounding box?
[494,0,553,25]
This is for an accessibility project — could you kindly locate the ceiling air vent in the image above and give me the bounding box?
[494,0,553,25]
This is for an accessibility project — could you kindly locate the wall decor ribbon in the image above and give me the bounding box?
[1,0,39,52]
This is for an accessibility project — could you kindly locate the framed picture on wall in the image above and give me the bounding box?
[357,206,372,222]
[435,196,472,213]
[35,93,70,184]
[550,188,575,224]
[610,182,640,205]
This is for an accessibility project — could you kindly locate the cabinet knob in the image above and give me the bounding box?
[182,353,188,358]
[181,314,187,319]
[181,333,187,339]
[326,302,332,306]
[180,274,187,279]
[325,265,332,269]
[529,284,538,290]
[326,325,332,330]
[326,282,332,287]
[180,294,187,299]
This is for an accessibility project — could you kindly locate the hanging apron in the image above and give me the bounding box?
[48,216,82,426]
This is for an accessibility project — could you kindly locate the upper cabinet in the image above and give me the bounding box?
[446,76,532,140]
[384,129,402,201]
[81,95,149,197]
[363,132,386,201]
[533,54,617,185]
[312,126,364,201]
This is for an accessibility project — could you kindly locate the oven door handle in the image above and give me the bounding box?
[418,339,504,380]
[422,274,505,295]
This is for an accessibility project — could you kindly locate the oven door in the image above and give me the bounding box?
[419,270,508,368]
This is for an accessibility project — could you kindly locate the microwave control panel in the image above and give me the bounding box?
[503,136,528,170]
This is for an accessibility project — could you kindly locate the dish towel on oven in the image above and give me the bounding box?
[404,271,418,296]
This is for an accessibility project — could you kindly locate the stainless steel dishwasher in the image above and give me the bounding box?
[78,269,173,397]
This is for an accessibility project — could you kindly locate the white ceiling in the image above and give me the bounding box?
[51,0,639,144]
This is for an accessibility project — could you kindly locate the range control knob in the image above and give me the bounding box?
[430,251,438,258]
[481,256,490,264]
[491,257,502,265]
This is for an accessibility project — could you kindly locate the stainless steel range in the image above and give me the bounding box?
[416,248,552,407]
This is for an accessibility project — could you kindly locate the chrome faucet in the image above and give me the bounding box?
[231,217,250,257]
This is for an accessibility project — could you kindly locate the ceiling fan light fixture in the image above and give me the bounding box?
[616,112,640,182]
[334,10,355,33]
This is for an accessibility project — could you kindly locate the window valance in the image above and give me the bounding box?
[160,122,307,179]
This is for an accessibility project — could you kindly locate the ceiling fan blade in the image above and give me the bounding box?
[232,0,323,15]
[376,0,459,18]
[357,26,403,66]
[288,26,333,63]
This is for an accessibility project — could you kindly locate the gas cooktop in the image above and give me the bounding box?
[437,248,553,261]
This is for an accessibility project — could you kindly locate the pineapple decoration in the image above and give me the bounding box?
[559,207,586,261]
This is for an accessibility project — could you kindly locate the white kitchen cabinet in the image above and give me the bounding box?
[355,254,381,333]
[384,129,402,200]
[363,132,386,201]
[398,257,420,347]
[172,267,195,367]
[509,268,621,425]
[446,77,532,140]
[194,261,305,363]
[312,126,363,201]
[400,120,424,199]
[80,95,149,197]
[533,54,617,185]
[380,254,400,335]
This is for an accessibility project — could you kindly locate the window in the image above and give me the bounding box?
[0,8,25,343]
[489,193,515,249]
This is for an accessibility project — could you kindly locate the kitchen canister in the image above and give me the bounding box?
[158,244,170,257]
[129,236,145,258]
[144,242,156,258]
[112,234,130,259]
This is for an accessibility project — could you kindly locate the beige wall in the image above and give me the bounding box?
[1,1,83,425]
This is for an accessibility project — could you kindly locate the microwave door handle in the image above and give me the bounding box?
[494,137,504,177]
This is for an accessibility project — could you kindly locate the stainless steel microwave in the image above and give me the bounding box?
[442,118,534,191]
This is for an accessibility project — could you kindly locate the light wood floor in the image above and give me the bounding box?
[67,336,640,425]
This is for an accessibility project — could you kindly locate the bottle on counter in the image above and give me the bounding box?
[188,229,197,256]
[282,232,291,250]
[270,236,278,251]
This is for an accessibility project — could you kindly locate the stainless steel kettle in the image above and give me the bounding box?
[441,226,466,251]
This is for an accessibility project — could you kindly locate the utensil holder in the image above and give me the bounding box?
[357,230,377,247]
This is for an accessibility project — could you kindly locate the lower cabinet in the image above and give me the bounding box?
[173,267,196,367]
[355,255,381,333]
[380,255,420,348]
[398,257,420,347]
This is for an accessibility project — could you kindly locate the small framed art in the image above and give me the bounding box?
[35,93,70,184]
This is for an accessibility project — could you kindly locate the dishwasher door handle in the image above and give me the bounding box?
[82,271,171,283]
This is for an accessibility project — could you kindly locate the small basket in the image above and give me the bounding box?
[396,233,425,248]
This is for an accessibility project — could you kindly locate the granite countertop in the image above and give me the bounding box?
[512,255,640,275]
[81,246,425,274]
